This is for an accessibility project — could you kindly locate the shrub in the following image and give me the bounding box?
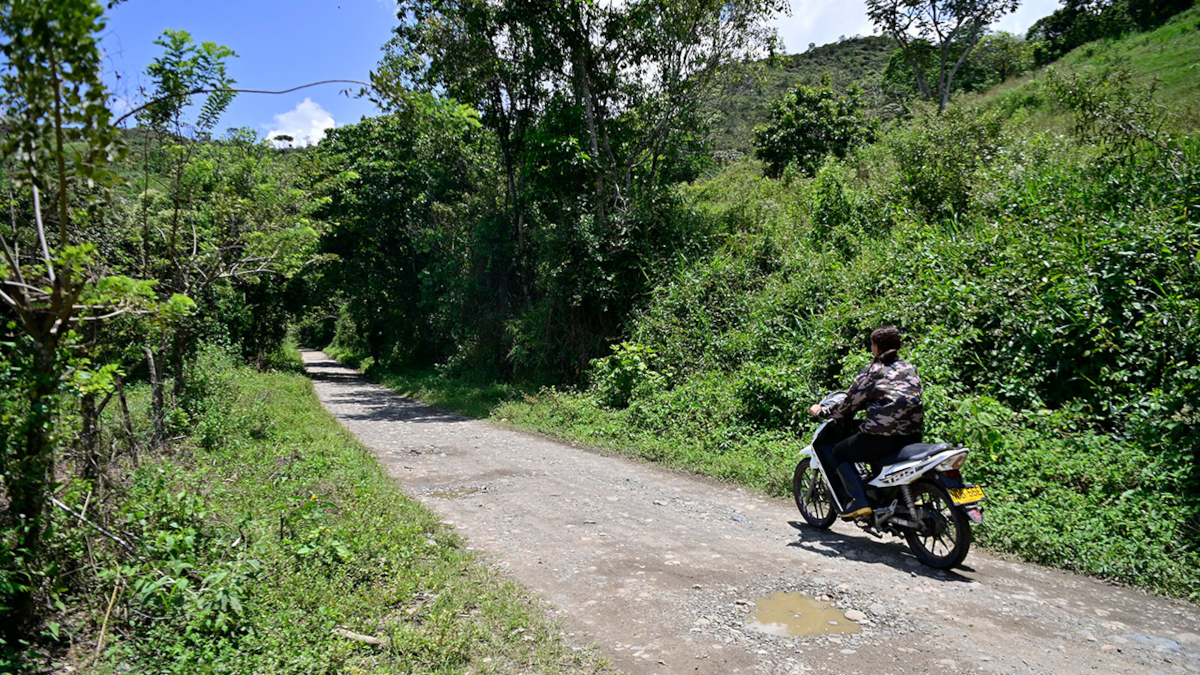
[733,363,808,429]
[589,342,670,408]
[884,102,1004,220]
[753,80,875,178]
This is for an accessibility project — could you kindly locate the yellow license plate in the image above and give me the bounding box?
[950,485,985,504]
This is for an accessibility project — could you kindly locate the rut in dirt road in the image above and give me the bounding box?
[302,350,1200,675]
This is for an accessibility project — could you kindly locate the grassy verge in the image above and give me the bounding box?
[55,347,605,674]
[986,6,1200,130]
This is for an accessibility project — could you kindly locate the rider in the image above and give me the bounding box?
[808,325,924,519]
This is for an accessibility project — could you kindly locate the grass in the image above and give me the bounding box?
[984,6,1200,130]
[63,347,607,674]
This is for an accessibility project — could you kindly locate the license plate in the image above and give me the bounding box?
[950,485,985,504]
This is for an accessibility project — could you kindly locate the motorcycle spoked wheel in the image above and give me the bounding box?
[903,480,972,569]
[793,458,838,529]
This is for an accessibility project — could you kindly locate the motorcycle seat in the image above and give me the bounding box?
[879,442,955,466]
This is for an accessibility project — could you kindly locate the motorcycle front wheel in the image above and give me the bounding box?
[903,480,971,569]
[793,458,837,529]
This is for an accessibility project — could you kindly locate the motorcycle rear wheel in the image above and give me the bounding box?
[903,480,971,569]
[793,458,837,529]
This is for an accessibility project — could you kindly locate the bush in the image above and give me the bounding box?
[589,341,670,408]
[884,102,1004,220]
[753,80,875,178]
[733,363,808,429]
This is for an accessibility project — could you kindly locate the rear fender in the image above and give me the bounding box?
[932,471,968,492]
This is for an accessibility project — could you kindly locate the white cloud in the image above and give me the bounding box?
[111,96,135,115]
[777,0,878,53]
[266,98,335,148]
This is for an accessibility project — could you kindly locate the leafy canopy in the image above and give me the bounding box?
[752,80,875,178]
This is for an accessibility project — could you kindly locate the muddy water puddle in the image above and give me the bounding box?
[743,591,861,638]
[430,487,483,499]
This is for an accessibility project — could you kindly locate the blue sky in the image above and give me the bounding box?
[100,0,397,144]
[100,0,1062,145]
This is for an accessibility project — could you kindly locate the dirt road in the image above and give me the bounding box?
[302,350,1200,675]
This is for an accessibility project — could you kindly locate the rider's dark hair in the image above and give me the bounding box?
[871,325,902,364]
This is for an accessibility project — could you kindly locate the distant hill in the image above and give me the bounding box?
[707,35,896,157]
[986,5,1200,131]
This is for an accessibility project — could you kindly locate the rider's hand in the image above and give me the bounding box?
[808,404,823,417]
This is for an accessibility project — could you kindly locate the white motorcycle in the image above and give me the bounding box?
[793,392,986,569]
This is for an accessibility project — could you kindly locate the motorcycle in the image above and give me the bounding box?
[792,392,986,569]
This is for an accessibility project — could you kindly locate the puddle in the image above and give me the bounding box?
[743,591,862,638]
[430,487,482,499]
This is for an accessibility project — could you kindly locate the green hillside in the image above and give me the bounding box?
[707,36,896,157]
[990,6,1200,129]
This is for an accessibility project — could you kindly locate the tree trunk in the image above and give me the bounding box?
[145,345,164,449]
[171,327,187,402]
[80,391,99,482]
[5,342,59,639]
[115,374,139,465]
[80,321,100,481]
[567,2,608,231]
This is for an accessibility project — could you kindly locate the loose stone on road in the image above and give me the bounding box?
[303,350,1200,675]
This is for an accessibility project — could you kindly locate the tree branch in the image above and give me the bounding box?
[32,186,55,285]
[49,496,139,557]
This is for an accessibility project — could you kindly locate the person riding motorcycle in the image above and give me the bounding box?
[807,326,924,519]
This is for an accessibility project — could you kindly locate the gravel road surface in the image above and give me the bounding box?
[302,349,1200,675]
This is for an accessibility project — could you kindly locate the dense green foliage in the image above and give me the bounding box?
[1028,0,1196,64]
[309,0,790,379]
[752,80,875,177]
[4,0,1200,669]
[866,0,1021,110]
[707,36,897,156]
[5,347,604,672]
[0,2,598,669]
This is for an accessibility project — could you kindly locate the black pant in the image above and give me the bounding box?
[832,432,922,464]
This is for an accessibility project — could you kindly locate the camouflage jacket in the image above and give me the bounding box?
[817,356,924,436]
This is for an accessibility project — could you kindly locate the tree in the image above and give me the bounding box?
[883,30,1032,96]
[866,0,1021,111]
[382,0,785,251]
[752,80,875,178]
[0,0,167,635]
[1026,0,1193,65]
[377,0,786,373]
[966,31,1033,86]
[309,96,491,366]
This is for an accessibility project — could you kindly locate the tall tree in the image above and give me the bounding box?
[0,0,162,635]
[378,0,786,373]
[867,0,1021,110]
[382,0,786,255]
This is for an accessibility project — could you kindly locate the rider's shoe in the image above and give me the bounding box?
[836,462,872,520]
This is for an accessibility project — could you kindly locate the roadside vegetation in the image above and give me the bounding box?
[53,347,603,673]
[0,2,602,670]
